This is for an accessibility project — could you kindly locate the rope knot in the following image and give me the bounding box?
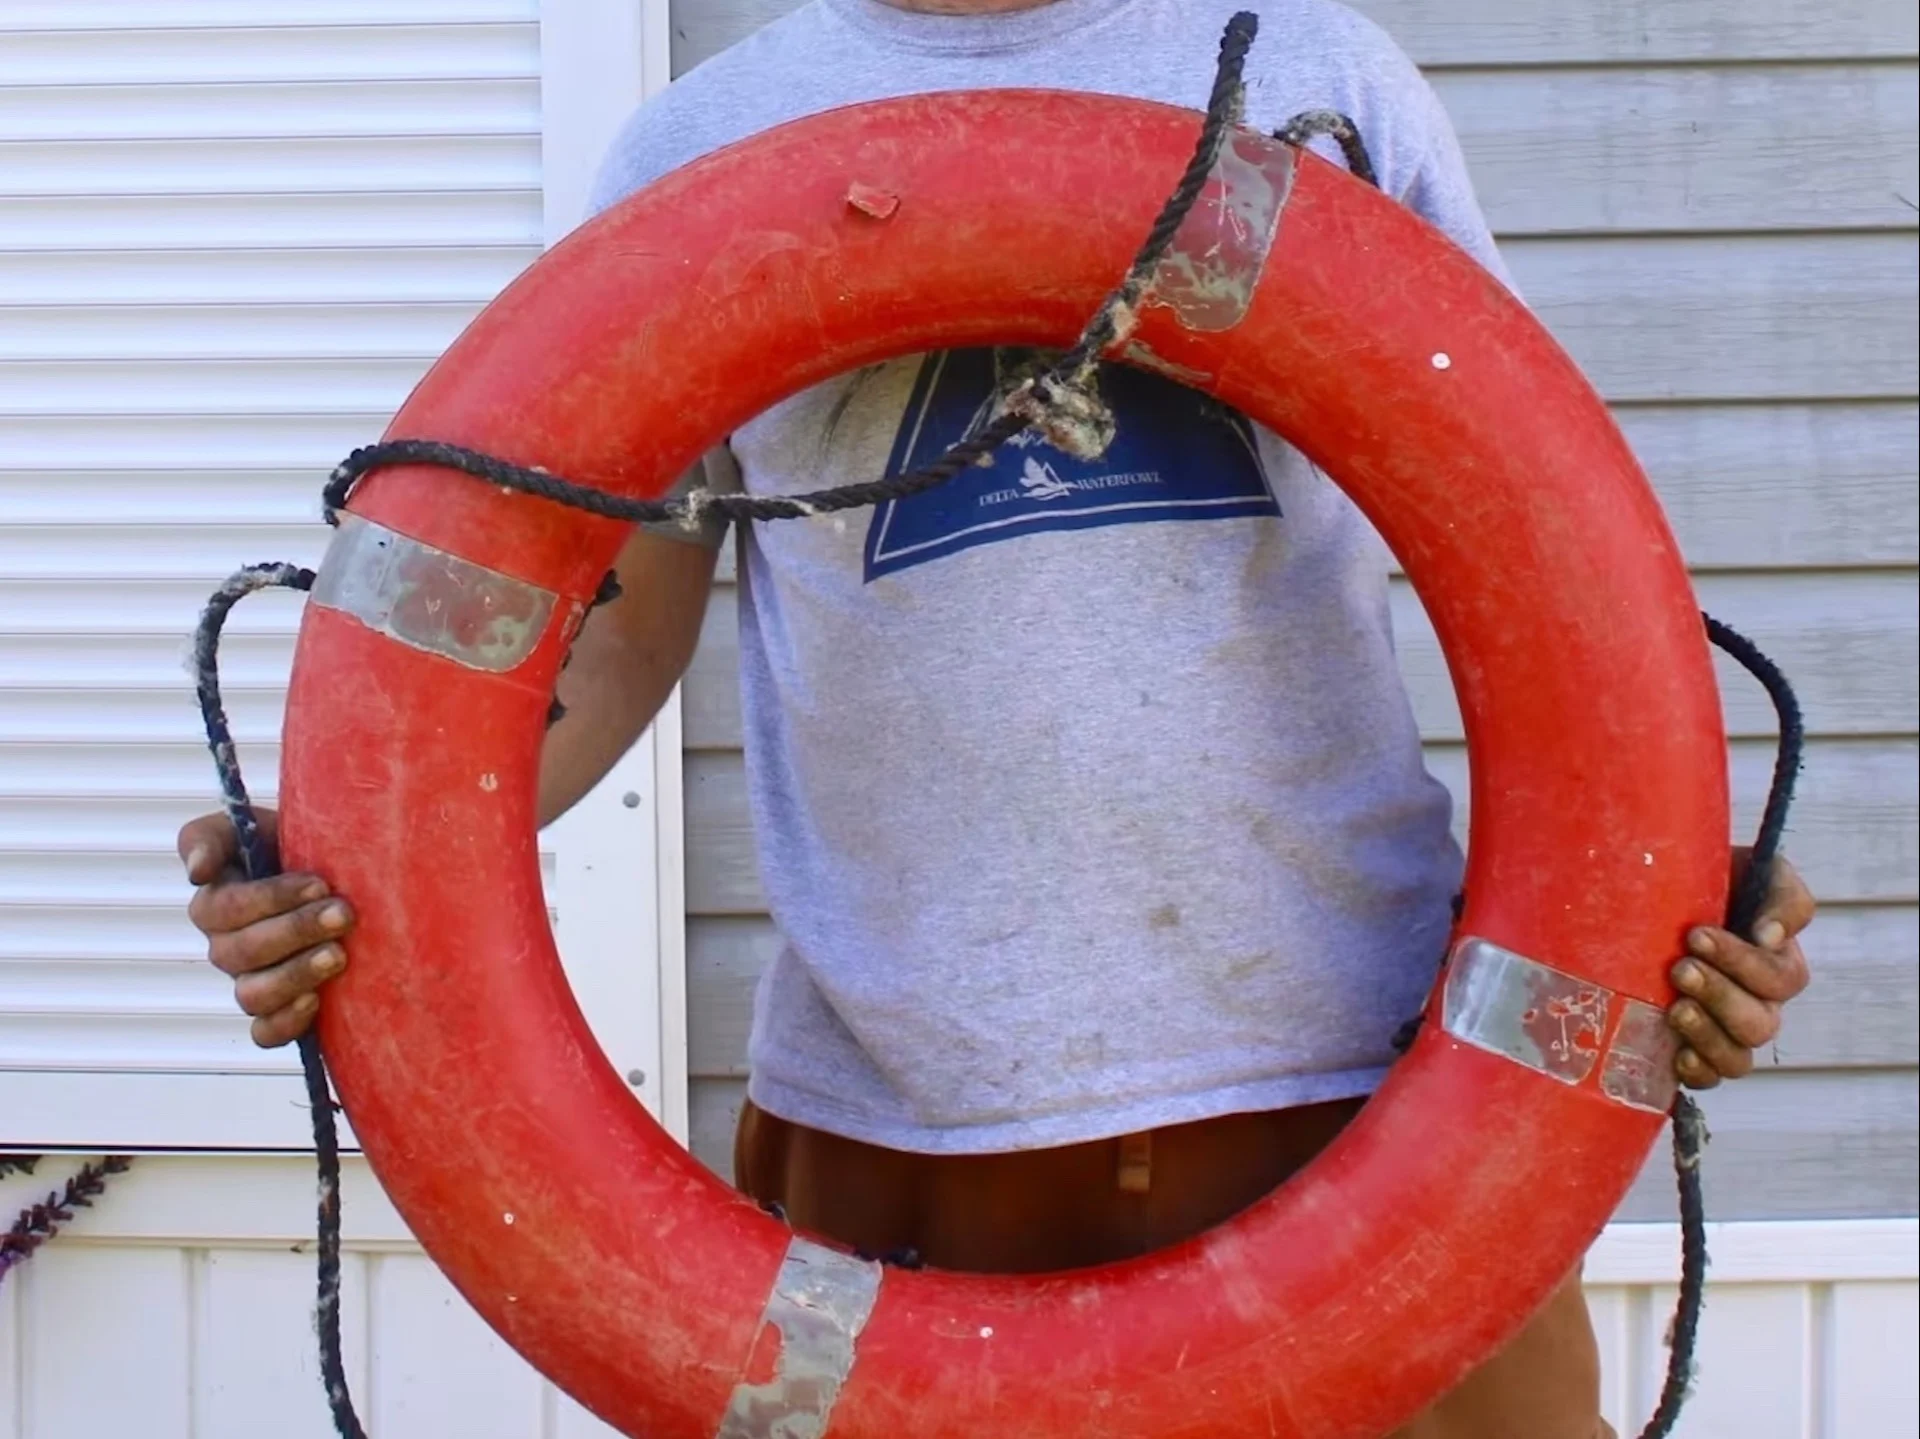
[676,486,717,533]
[998,373,1118,462]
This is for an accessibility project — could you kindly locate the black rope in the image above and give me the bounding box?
[1641,1094,1711,1439]
[1274,109,1379,188]
[194,565,367,1439]
[1705,616,1804,939]
[1634,614,1803,1439]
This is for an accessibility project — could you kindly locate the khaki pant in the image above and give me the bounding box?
[736,1097,1617,1439]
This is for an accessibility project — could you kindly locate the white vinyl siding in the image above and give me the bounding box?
[2,1156,1914,1439]
[0,0,682,1150]
[0,1161,633,1436]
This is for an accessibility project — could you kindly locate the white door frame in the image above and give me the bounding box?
[539,0,689,1143]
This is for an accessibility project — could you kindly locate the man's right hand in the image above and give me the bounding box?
[173,526,715,1048]
[179,808,355,1048]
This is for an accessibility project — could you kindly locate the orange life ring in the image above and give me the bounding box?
[282,89,1727,1438]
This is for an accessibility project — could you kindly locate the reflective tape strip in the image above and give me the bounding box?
[716,1237,883,1439]
[1148,129,1296,333]
[309,515,558,674]
[1599,996,1684,1113]
[1441,937,1679,1114]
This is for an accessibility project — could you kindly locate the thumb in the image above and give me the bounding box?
[177,807,279,884]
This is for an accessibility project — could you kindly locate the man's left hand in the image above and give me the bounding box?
[1667,848,1815,1089]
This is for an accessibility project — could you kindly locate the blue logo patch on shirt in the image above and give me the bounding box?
[862,347,1277,582]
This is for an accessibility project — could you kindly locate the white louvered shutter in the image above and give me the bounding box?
[0,0,682,1150]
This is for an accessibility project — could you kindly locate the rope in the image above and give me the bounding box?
[182,13,1801,1435]
[1705,617,1805,939]
[194,565,366,1439]
[1273,109,1379,187]
[1633,615,1803,1439]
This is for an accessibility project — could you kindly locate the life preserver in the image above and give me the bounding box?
[282,90,1727,1439]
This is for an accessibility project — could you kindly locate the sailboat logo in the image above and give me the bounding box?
[1018,456,1075,502]
[863,347,1278,582]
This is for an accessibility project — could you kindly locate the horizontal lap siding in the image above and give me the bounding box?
[7,1157,1913,1437]
[0,1158,623,1439]
[669,0,1920,1221]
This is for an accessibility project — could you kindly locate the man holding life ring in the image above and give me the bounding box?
[176,3,1814,1435]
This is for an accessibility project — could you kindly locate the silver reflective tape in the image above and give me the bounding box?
[1599,997,1682,1114]
[309,515,557,674]
[1147,129,1296,333]
[1442,938,1611,1087]
[1441,937,1683,1113]
[716,1238,883,1439]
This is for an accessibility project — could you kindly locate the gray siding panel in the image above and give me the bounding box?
[1618,1069,1920,1221]
[1433,65,1919,235]
[1764,906,1920,1070]
[690,1074,749,1180]
[665,0,1920,1222]
[1608,403,1918,570]
[1507,234,1918,402]
[1356,0,1920,65]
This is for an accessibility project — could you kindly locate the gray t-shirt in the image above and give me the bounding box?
[589,0,1510,1154]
